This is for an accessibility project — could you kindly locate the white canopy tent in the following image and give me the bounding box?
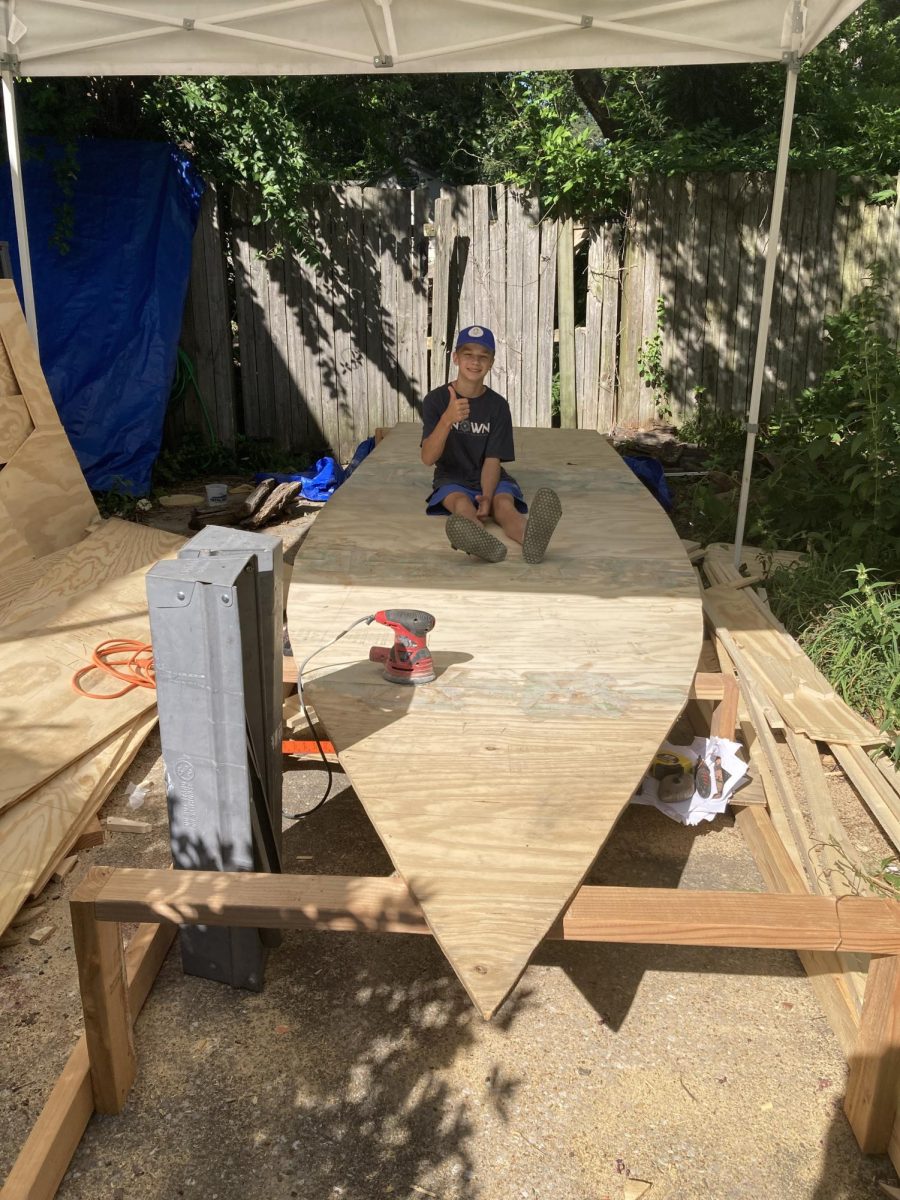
[0,0,867,559]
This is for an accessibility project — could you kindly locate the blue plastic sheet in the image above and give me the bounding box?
[256,457,347,502]
[623,455,674,512]
[0,138,202,494]
[256,437,377,502]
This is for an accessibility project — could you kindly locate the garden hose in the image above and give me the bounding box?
[169,347,219,446]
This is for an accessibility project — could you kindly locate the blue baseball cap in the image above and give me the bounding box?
[456,325,495,353]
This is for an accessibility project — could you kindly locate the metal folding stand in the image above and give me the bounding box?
[146,526,284,990]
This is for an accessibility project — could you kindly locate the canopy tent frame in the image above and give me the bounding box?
[0,0,862,560]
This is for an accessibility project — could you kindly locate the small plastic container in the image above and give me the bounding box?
[204,482,228,507]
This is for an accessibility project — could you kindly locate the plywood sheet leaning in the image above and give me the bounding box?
[0,523,183,815]
[286,424,702,1017]
[0,280,99,571]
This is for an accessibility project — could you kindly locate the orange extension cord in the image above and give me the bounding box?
[71,638,156,699]
[69,640,336,756]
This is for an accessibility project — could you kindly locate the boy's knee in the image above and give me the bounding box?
[491,493,515,515]
[444,491,477,516]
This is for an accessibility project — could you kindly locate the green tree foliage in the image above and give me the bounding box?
[12,0,898,234]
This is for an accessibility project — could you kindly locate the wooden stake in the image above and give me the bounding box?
[70,869,136,1114]
[1,922,174,1200]
[845,955,900,1153]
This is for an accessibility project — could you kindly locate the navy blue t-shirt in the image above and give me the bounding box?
[421,385,517,491]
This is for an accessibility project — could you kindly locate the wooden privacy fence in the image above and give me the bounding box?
[176,174,898,460]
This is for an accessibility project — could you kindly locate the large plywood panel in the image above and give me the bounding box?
[0,393,32,463]
[0,526,182,814]
[0,281,99,570]
[0,519,181,633]
[0,428,98,561]
[0,713,156,937]
[286,424,702,1016]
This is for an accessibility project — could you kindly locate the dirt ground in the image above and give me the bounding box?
[2,505,899,1200]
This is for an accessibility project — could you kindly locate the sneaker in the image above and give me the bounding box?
[522,488,562,564]
[446,515,507,562]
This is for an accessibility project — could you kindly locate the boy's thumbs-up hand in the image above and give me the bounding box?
[444,389,470,426]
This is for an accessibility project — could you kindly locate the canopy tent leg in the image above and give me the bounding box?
[1,67,39,350]
[732,57,800,567]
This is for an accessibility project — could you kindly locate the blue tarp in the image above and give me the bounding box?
[623,455,674,512]
[256,437,377,502]
[0,138,202,494]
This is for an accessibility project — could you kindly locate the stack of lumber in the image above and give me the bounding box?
[0,286,181,935]
[699,543,900,1016]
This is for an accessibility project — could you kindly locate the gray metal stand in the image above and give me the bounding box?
[146,527,285,990]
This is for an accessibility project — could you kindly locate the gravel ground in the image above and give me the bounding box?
[2,730,898,1200]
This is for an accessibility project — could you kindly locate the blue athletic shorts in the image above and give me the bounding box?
[426,480,528,516]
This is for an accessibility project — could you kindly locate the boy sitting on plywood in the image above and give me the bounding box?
[420,325,562,564]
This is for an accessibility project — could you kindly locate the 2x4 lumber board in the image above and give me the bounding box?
[70,871,136,1114]
[786,729,868,1005]
[832,744,900,857]
[703,583,883,745]
[845,955,900,1154]
[0,921,174,1200]
[714,625,821,892]
[74,868,900,956]
[737,806,862,1055]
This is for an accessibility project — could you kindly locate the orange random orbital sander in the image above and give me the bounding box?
[368,609,436,685]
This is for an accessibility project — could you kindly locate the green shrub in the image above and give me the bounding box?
[755,269,900,569]
[153,430,325,490]
[768,558,900,762]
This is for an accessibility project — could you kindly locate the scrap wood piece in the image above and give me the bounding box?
[103,817,151,834]
[52,857,78,884]
[242,480,301,530]
[703,542,804,583]
[0,713,156,936]
[624,1182,652,1200]
[0,921,174,1200]
[239,477,275,520]
[157,492,205,507]
[70,818,104,853]
[703,584,883,745]
[28,925,54,945]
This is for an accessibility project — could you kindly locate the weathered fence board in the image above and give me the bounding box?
[173,185,236,446]
[179,174,898,454]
